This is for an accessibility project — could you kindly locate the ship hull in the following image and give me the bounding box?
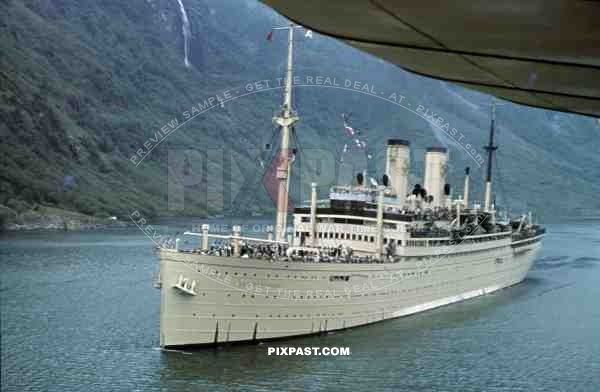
[158,240,541,347]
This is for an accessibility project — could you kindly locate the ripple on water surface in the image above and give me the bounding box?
[1,223,600,391]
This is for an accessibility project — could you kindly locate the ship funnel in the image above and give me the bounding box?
[423,147,448,208]
[385,139,410,203]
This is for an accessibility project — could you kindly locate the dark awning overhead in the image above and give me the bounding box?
[262,0,600,117]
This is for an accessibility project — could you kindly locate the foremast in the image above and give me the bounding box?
[483,100,498,214]
[273,24,300,242]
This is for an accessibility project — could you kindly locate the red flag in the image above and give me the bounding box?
[266,31,273,41]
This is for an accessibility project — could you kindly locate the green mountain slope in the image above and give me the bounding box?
[1,0,599,226]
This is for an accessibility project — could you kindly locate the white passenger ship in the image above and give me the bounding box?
[155,24,544,347]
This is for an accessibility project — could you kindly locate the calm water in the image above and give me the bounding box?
[1,222,599,391]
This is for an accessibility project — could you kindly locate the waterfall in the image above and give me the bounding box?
[175,0,191,67]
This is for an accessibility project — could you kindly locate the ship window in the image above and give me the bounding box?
[318,232,323,238]
[358,235,362,241]
[352,234,356,240]
[335,233,339,239]
[330,275,350,281]
[329,232,334,239]
[295,231,300,238]
[397,239,402,245]
[370,236,375,243]
[301,216,310,222]
[383,238,387,244]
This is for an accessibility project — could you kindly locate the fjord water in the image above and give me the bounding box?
[1,222,599,392]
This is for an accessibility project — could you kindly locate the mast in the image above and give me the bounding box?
[463,166,470,209]
[273,24,299,242]
[483,100,498,212]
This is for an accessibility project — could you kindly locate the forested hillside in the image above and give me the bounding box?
[1,0,599,226]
